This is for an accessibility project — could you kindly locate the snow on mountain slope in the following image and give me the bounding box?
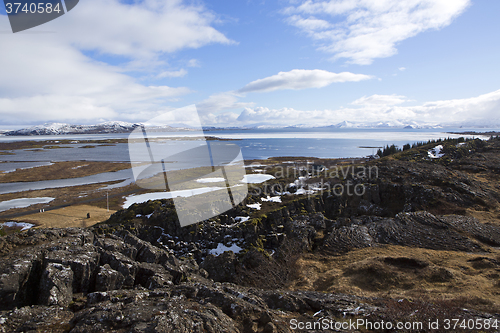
[4,122,140,136]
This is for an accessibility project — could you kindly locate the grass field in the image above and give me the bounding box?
[288,244,500,313]
[0,161,131,183]
[10,204,115,228]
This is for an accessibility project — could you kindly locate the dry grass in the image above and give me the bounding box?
[288,245,500,313]
[467,209,500,227]
[0,139,127,151]
[10,205,115,228]
[0,161,131,183]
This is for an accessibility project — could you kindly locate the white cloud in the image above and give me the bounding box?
[0,95,117,125]
[48,0,233,60]
[0,30,190,124]
[187,59,201,67]
[284,0,470,64]
[196,69,372,119]
[157,69,188,78]
[413,89,500,124]
[352,94,407,105]
[398,67,406,71]
[0,0,231,124]
[287,15,332,31]
[196,92,254,114]
[237,107,311,123]
[201,112,240,127]
[239,69,372,93]
[216,89,500,127]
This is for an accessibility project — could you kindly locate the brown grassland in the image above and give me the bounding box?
[0,161,130,183]
[289,245,500,313]
[9,204,115,229]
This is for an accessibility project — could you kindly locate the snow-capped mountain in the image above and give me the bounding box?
[3,121,200,136]
[244,120,447,129]
[4,122,140,136]
[328,121,360,128]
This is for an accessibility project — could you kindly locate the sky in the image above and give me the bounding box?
[1,0,500,129]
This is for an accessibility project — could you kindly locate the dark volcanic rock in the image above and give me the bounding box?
[38,262,74,307]
[441,214,500,247]
[322,211,488,254]
[44,244,100,293]
[94,236,138,259]
[0,249,43,310]
[136,262,173,289]
[114,230,163,263]
[0,305,74,332]
[100,250,139,289]
[0,227,201,312]
[371,211,483,252]
[0,214,499,332]
[323,224,374,253]
[95,264,125,291]
[201,251,238,282]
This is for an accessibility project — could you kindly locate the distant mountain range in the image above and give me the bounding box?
[2,120,499,136]
[276,120,443,129]
[2,122,195,136]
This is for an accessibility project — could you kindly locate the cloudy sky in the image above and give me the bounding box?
[1,0,500,128]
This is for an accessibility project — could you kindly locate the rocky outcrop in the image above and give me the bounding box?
[322,212,489,254]
[38,262,74,307]
[0,228,199,312]
[2,208,500,332]
[0,282,379,333]
[0,226,384,332]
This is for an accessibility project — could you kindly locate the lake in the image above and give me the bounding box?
[0,127,492,162]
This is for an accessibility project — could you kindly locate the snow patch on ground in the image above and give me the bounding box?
[428,145,445,159]
[294,188,317,195]
[72,164,88,170]
[122,187,225,208]
[209,243,243,256]
[261,196,282,203]
[1,221,35,231]
[246,203,262,210]
[234,216,250,222]
[196,177,225,183]
[0,197,54,212]
[242,174,275,184]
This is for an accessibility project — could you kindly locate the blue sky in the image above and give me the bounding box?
[1,0,500,128]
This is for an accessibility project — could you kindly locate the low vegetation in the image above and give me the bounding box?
[0,161,131,183]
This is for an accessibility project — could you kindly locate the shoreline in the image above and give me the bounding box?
[447,131,500,136]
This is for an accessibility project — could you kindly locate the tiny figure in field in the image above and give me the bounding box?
[87,213,91,219]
